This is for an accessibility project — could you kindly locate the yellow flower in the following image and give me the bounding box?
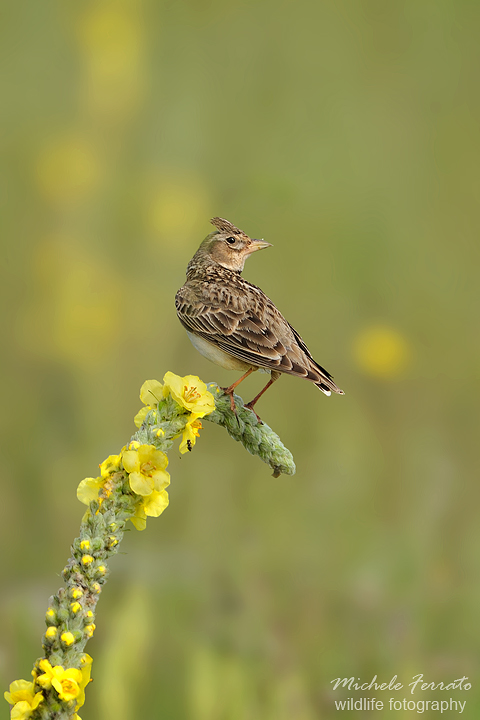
[163,372,215,416]
[84,624,96,638]
[77,476,102,505]
[75,655,93,711]
[139,379,165,405]
[142,489,169,517]
[45,627,57,640]
[130,505,147,531]
[133,406,150,428]
[34,133,100,205]
[122,444,170,496]
[99,452,122,479]
[37,661,82,701]
[55,671,82,702]
[129,488,170,530]
[179,415,203,454]
[353,324,411,378]
[4,680,43,719]
[134,379,165,427]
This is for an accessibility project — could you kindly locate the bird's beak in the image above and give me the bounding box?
[246,239,273,255]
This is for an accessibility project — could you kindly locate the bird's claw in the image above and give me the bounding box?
[220,387,241,427]
[244,403,263,424]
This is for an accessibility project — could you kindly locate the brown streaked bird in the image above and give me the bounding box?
[175,217,344,421]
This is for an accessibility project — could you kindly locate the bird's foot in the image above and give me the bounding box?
[220,387,241,426]
[244,402,263,424]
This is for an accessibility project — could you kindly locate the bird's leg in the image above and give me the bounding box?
[244,373,280,423]
[222,367,255,413]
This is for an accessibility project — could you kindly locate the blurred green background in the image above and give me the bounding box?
[1,1,479,718]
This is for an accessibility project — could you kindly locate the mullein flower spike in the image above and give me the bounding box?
[5,372,294,719]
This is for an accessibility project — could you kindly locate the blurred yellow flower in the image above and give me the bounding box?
[4,680,43,718]
[122,444,170,496]
[35,134,100,204]
[179,415,203,454]
[353,325,411,378]
[77,4,146,118]
[145,173,212,246]
[163,372,215,416]
[18,237,124,369]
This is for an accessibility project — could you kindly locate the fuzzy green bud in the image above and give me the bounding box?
[60,631,75,646]
[45,626,58,641]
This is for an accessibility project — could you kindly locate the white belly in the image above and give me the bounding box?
[187,331,252,371]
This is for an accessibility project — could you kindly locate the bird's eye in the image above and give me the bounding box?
[225,237,236,245]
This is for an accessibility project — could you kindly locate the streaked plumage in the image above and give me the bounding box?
[175,217,344,418]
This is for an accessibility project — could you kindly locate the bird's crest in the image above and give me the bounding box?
[210,217,245,236]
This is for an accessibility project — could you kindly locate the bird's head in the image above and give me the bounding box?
[196,217,272,272]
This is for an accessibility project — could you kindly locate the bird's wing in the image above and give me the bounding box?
[175,282,342,393]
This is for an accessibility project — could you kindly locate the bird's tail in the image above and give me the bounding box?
[312,362,344,397]
[315,378,344,396]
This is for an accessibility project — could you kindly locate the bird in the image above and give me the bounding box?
[175,217,344,421]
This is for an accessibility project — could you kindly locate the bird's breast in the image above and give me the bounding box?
[186,331,252,371]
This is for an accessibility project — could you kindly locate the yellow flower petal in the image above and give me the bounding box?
[137,444,168,470]
[179,416,203,454]
[99,453,122,478]
[75,654,93,710]
[129,506,147,531]
[139,379,164,405]
[37,660,54,689]
[151,469,170,491]
[77,477,102,505]
[52,668,82,701]
[143,489,169,517]
[163,372,215,416]
[4,679,43,714]
[11,699,41,720]
[122,450,140,474]
[5,680,32,703]
[128,471,153,496]
[133,406,150,428]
